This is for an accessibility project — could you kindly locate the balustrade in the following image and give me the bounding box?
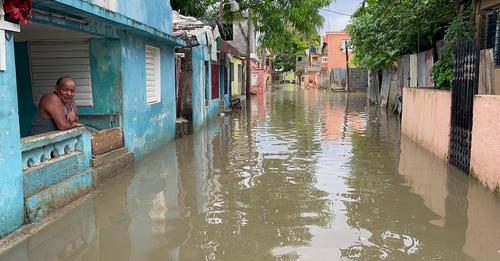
[21,128,86,171]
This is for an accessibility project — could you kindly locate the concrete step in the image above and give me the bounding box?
[91,128,124,156]
[92,148,134,186]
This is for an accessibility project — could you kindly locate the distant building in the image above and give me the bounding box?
[322,31,353,71]
[296,46,322,88]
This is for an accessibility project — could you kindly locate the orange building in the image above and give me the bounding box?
[322,31,353,71]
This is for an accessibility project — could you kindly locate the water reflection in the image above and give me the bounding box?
[2,87,500,261]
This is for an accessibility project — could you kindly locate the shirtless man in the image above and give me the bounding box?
[29,76,84,136]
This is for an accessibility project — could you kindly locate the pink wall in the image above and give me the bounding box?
[399,135,449,227]
[250,67,266,94]
[323,31,352,71]
[470,95,500,191]
[402,88,452,160]
[303,73,320,88]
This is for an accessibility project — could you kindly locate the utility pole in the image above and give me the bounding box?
[245,9,252,99]
[344,40,350,92]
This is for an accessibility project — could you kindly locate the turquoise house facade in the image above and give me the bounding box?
[0,0,183,237]
[191,34,221,131]
[173,12,238,132]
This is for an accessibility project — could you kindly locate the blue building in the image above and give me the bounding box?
[173,12,238,131]
[0,0,183,237]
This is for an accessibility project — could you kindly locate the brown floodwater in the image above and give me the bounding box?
[2,86,500,261]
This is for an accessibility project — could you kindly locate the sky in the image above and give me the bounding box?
[319,0,363,35]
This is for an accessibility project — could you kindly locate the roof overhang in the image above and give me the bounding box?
[217,38,241,57]
[31,0,185,46]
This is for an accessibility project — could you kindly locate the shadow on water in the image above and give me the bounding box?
[2,86,500,261]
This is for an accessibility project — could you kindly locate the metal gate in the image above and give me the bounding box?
[449,41,480,173]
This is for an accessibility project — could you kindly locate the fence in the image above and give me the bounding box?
[332,68,368,91]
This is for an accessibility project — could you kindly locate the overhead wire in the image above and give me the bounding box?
[319,9,352,17]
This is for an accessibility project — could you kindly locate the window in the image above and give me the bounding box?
[204,61,210,104]
[224,66,229,95]
[29,40,93,106]
[211,63,219,99]
[297,57,303,62]
[483,10,500,66]
[340,40,351,52]
[238,64,243,91]
[146,45,161,104]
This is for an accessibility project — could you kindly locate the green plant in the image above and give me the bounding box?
[431,59,453,89]
[431,7,475,90]
[346,0,456,71]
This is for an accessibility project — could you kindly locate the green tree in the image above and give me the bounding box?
[171,0,217,17]
[237,0,330,52]
[431,7,475,89]
[273,32,321,72]
[346,0,456,71]
[172,0,331,52]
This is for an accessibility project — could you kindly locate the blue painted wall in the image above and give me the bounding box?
[0,0,179,238]
[68,0,173,34]
[79,38,123,130]
[120,33,176,159]
[0,34,25,237]
[31,1,179,45]
[191,35,221,131]
[219,62,230,109]
[81,38,123,116]
[113,0,173,34]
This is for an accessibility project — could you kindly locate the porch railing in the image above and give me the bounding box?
[21,127,87,171]
[21,127,93,222]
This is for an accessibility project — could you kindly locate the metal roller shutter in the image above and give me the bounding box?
[29,40,94,106]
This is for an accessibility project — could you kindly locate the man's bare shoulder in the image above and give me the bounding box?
[40,93,61,105]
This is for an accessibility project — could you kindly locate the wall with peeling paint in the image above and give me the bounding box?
[190,35,221,131]
[0,34,25,237]
[120,34,176,159]
[86,0,173,34]
[22,129,93,222]
[0,0,178,238]
[78,38,123,130]
[27,0,179,159]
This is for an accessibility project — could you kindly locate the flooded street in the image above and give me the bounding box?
[3,86,500,260]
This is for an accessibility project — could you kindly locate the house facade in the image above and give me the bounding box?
[322,31,352,71]
[300,46,322,88]
[173,12,238,131]
[0,0,183,237]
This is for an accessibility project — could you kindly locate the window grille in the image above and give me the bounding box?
[483,10,500,66]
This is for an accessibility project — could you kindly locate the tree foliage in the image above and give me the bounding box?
[431,7,475,89]
[273,32,321,72]
[237,0,330,52]
[171,0,217,17]
[172,0,330,53]
[346,0,457,71]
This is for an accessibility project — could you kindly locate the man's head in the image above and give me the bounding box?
[55,76,76,103]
